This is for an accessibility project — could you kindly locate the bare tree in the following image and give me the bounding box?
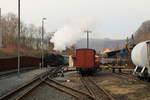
[0,12,54,55]
[1,13,17,47]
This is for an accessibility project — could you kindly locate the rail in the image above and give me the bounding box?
[0,66,95,100]
[0,67,62,100]
[45,78,95,100]
[81,76,116,100]
[113,72,138,82]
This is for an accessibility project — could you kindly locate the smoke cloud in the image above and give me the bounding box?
[51,17,95,51]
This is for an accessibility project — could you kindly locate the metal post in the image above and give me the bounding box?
[84,30,92,49]
[0,8,1,48]
[131,34,134,46]
[42,20,44,68]
[18,0,20,74]
[87,31,89,48]
[41,18,46,68]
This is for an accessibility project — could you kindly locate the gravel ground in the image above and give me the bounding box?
[55,69,150,100]
[55,71,90,93]
[2,68,150,100]
[91,70,150,100]
[0,68,51,97]
[21,83,76,100]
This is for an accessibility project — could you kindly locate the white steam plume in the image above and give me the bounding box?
[51,17,95,51]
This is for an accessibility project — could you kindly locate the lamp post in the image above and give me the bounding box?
[41,18,46,68]
[18,0,20,74]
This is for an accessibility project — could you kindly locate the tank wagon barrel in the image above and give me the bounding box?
[131,40,150,79]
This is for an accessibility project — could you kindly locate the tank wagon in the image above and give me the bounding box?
[131,40,150,79]
[74,49,98,75]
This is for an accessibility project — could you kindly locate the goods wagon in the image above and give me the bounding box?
[132,40,150,80]
[74,49,97,75]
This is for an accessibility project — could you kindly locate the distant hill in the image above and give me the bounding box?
[134,20,150,43]
[75,38,125,53]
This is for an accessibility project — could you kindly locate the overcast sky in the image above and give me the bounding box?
[0,0,150,39]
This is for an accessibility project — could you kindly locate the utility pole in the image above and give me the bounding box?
[0,8,1,48]
[131,34,134,46]
[126,37,129,43]
[41,18,46,68]
[84,30,92,48]
[18,0,20,74]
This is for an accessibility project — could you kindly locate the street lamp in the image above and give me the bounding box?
[41,18,46,68]
[18,0,21,74]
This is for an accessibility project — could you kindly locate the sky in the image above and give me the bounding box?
[0,0,150,39]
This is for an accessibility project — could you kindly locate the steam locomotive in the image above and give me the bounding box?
[44,53,68,67]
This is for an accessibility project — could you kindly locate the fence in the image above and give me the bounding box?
[0,56,41,71]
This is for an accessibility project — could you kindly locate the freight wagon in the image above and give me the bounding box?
[101,57,131,66]
[74,49,98,75]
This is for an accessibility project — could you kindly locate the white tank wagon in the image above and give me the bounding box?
[131,40,150,78]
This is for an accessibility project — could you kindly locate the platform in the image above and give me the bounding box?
[0,67,51,97]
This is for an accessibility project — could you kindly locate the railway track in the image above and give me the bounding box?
[80,76,116,100]
[0,67,96,100]
[0,67,62,100]
[44,78,95,100]
[113,72,138,82]
[104,68,138,82]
